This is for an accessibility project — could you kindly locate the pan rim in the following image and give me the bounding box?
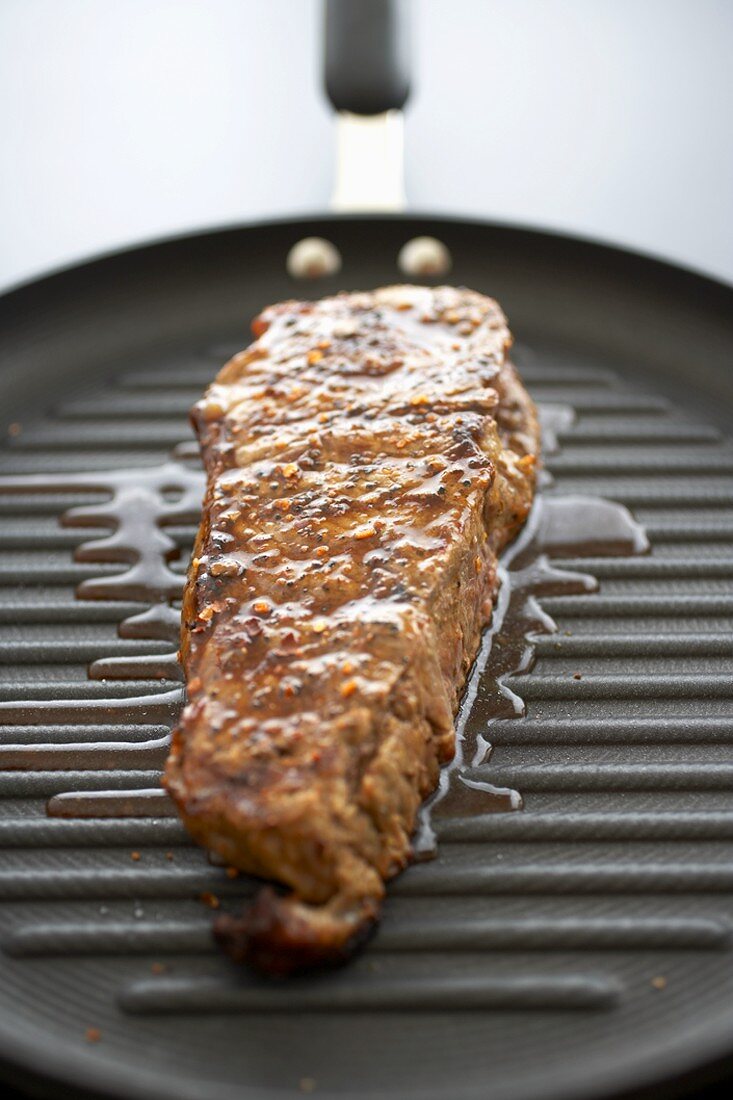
[0,211,732,308]
[1,999,733,1100]
[1,215,732,1100]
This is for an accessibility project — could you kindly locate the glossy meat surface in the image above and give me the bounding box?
[164,285,539,972]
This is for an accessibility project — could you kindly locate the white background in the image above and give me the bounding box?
[1,0,732,290]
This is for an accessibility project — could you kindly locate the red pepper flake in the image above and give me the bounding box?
[252,317,268,337]
[252,600,271,614]
[354,523,377,540]
[273,498,292,512]
[427,458,448,474]
[315,546,330,558]
[203,398,227,422]
[342,660,355,674]
[199,891,220,910]
[188,676,202,693]
[340,679,357,698]
[85,1027,102,1044]
[210,559,240,577]
[130,851,141,862]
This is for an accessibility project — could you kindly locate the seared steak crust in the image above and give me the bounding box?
[164,285,539,972]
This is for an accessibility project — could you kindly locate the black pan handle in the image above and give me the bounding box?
[324,0,411,116]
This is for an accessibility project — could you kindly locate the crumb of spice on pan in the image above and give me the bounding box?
[85,1027,102,1043]
[7,422,22,437]
[165,851,174,860]
[651,976,668,990]
[225,866,239,879]
[151,962,167,975]
[130,851,141,861]
[572,672,583,680]
[299,1079,317,1094]
[199,891,220,909]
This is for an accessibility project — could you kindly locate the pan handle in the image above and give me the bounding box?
[324,0,411,116]
[325,0,410,211]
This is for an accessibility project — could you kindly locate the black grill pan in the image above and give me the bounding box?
[0,213,732,1100]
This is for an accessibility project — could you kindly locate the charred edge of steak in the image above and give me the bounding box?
[214,887,379,976]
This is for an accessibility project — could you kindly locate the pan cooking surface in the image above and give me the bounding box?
[0,217,732,1100]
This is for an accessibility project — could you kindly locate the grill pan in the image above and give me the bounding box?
[2,7,733,1100]
[0,214,732,1100]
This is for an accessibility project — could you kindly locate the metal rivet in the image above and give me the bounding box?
[398,236,452,278]
[286,237,342,279]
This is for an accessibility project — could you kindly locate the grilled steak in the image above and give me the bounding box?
[164,285,539,973]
